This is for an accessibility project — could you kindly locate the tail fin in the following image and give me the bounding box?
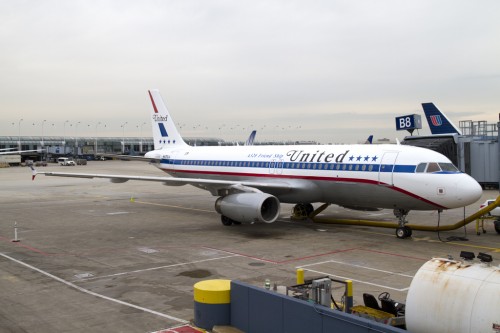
[148,90,188,150]
[421,103,462,135]
[245,130,257,146]
[365,135,373,144]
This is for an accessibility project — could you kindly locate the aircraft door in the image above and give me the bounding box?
[378,152,398,185]
[268,159,284,175]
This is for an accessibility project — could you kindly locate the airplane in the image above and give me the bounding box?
[32,90,483,238]
[422,103,462,135]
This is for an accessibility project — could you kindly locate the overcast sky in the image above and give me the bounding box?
[1,0,499,143]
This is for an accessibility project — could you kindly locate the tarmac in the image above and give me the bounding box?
[0,160,498,333]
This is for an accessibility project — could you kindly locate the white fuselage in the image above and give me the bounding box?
[145,143,482,211]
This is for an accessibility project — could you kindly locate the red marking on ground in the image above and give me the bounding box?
[278,247,360,263]
[203,246,359,264]
[156,324,204,332]
[0,235,50,256]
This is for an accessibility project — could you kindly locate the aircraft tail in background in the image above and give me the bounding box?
[365,135,373,144]
[245,130,257,146]
[421,103,462,135]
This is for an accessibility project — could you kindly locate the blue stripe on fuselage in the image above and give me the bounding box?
[159,159,425,174]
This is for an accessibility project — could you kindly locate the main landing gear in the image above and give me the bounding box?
[394,209,412,239]
[291,203,315,220]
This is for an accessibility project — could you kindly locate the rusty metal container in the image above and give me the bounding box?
[406,258,500,333]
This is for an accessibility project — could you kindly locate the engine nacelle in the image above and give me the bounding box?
[214,193,280,224]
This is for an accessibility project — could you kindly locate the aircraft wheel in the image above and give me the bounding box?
[292,204,308,219]
[396,227,408,239]
[221,215,233,226]
[494,220,500,234]
[404,226,412,238]
[305,203,314,216]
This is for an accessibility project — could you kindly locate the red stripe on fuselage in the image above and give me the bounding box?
[160,167,448,210]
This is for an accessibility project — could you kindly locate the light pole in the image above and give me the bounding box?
[75,121,81,156]
[139,122,146,153]
[18,118,23,151]
[94,122,101,157]
[121,122,127,154]
[41,120,47,159]
[63,120,69,154]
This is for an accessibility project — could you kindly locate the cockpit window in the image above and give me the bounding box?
[416,163,427,173]
[416,162,460,173]
[439,163,459,172]
[426,163,440,173]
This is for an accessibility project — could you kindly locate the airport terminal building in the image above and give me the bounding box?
[0,136,224,161]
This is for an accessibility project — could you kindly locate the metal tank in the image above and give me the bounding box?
[406,258,500,333]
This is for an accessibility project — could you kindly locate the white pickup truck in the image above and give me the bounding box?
[57,157,76,166]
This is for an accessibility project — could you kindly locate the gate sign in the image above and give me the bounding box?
[395,114,422,134]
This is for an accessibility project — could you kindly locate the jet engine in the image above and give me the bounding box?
[214,193,280,224]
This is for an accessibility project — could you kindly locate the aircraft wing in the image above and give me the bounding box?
[0,149,44,155]
[34,171,293,193]
[96,153,160,162]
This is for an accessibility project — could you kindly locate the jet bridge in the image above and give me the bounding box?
[402,119,500,189]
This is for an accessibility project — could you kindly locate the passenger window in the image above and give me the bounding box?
[426,163,441,173]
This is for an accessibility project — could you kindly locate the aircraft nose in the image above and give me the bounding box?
[456,175,482,205]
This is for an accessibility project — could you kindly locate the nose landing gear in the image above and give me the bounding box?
[394,209,412,238]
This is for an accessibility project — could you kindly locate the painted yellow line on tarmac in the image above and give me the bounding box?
[134,200,214,213]
[446,242,500,253]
